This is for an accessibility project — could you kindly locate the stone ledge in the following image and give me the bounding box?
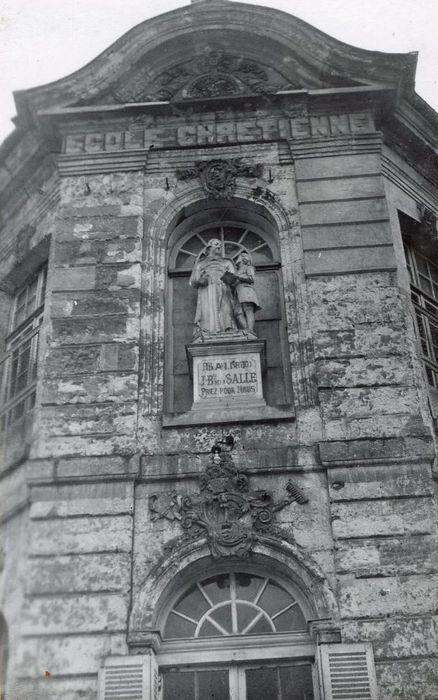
[140,446,315,479]
[162,404,295,427]
[319,436,435,467]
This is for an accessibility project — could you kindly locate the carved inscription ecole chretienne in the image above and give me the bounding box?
[63,112,374,154]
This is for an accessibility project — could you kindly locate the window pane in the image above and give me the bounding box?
[10,355,19,397]
[12,266,47,329]
[39,266,48,305]
[182,237,205,256]
[247,616,273,635]
[250,245,273,264]
[246,667,279,700]
[241,231,266,251]
[279,665,314,700]
[16,369,29,394]
[416,256,429,276]
[175,585,209,620]
[419,277,432,296]
[429,261,438,285]
[164,611,197,639]
[201,228,220,241]
[223,241,241,259]
[14,306,26,328]
[176,251,195,269]
[12,400,25,422]
[424,300,438,317]
[209,603,233,634]
[201,575,230,605]
[31,349,39,382]
[274,605,306,632]
[235,573,264,602]
[198,618,223,638]
[426,366,436,386]
[26,278,39,315]
[197,670,229,700]
[221,226,246,243]
[163,671,195,700]
[237,602,259,632]
[430,325,438,357]
[258,581,292,617]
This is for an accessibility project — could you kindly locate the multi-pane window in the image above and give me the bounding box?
[164,572,307,639]
[173,226,274,271]
[162,662,314,700]
[404,244,438,387]
[160,571,314,700]
[0,265,47,431]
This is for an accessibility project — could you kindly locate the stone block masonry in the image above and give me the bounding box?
[0,27,437,696]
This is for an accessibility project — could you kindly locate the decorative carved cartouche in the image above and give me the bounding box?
[176,159,262,199]
[149,439,308,558]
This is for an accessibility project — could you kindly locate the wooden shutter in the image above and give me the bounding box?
[318,643,378,700]
[98,654,159,700]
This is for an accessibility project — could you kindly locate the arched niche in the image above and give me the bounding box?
[164,197,293,414]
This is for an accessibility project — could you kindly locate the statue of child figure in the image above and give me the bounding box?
[233,251,261,334]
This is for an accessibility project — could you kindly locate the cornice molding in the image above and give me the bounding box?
[12,2,418,120]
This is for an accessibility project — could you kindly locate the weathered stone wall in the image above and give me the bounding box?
[300,142,438,698]
[0,101,437,700]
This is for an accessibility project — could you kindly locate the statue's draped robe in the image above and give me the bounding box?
[190,255,237,334]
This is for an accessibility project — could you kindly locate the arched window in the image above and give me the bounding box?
[159,569,315,700]
[165,201,292,415]
[164,571,307,638]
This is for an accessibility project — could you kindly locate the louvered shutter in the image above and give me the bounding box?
[318,643,378,700]
[98,654,159,700]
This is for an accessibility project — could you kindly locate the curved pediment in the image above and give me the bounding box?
[91,49,300,105]
[14,0,417,119]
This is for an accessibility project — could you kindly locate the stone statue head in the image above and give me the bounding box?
[206,238,222,256]
[237,250,251,266]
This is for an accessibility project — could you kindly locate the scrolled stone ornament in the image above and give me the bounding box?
[148,441,309,558]
[176,158,262,200]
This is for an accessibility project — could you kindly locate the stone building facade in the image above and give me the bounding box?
[0,1,437,698]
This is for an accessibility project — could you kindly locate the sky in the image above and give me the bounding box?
[0,0,437,144]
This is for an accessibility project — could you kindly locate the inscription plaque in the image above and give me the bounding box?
[187,340,266,411]
[194,353,263,404]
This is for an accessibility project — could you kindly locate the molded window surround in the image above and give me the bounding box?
[0,265,47,433]
[158,569,316,700]
[399,210,438,391]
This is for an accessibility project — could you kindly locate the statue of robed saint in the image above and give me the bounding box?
[189,238,238,337]
[189,238,261,340]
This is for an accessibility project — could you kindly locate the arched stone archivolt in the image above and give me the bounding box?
[128,535,339,639]
[146,183,292,246]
